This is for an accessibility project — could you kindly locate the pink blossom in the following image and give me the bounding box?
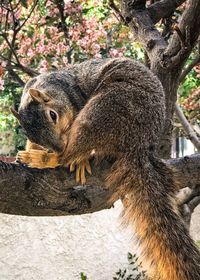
[0,78,4,91]
[1,61,7,67]
[63,57,69,66]
[109,48,119,57]
[94,53,102,59]
[40,60,49,73]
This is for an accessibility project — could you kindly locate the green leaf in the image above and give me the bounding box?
[20,0,28,8]
[80,272,87,280]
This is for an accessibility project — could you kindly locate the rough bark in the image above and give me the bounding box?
[0,154,199,216]
[120,0,200,158]
[147,0,187,24]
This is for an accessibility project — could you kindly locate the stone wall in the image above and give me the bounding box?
[0,197,199,280]
[0,202,132,280]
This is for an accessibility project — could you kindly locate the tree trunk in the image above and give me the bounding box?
[153,67,181,158]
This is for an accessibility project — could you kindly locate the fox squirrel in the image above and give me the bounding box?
[12,58,200,279]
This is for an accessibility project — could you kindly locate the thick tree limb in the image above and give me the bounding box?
[0,158,114,216]
[162,0,200,69]
[175,103,200,151]
[178,186,200,227]
[188,196,200,212]
[0,154,200,216]
[120,0,188,63]
[121,0,167,61]
[169,154,200,188]
[147,0,186,24]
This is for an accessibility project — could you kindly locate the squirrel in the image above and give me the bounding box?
[12,58,200,279]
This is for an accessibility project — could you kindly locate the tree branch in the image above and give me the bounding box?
[109,0,125,22]
[6,67,25,86]
[55,0,72,63]
[0,53,38,78]
[0,158,114,216]
[16,0,39,32]
[175,103,200,151]
[0,0,39,81]
[188,196,200,212]
[179,54,200,83]
[179,189,200,228]
[0,154,200,216]
[147,0,186,24]
[162,0,200,69]
[120,0,167,61]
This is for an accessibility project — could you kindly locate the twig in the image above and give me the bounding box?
[106,26,119,54]
[4,7,10,32]
[6,67,25,86]
[108,0,125,23]
[175,103,200,151]
[0,0,39,79]
[54,0,72,63]
[179,55,200,83]
[16,0,39,32]
[0,53,38,77]
[173,24,188,49]
[0,32,21,65]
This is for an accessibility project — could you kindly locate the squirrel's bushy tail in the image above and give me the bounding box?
[108,156,200,280]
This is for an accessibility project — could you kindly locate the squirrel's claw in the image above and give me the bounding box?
[68,159,92,185]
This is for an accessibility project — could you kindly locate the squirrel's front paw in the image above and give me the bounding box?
[67,159,92,185]
[16,149,60,169]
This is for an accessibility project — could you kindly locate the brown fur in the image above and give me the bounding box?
[17,58,200,279]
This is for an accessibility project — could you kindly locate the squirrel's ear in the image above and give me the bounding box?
[28,88,51,103]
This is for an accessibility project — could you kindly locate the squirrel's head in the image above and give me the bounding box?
[12,71,87,153]
[16,88,73,153]
[12,73,78,153]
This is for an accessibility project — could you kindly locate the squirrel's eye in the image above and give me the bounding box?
[49,110,57,123]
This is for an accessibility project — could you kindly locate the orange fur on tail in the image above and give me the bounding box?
[108,157,200,280]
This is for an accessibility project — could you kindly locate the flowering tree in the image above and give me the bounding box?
[0,0,137,85]
[0,0,200,227]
